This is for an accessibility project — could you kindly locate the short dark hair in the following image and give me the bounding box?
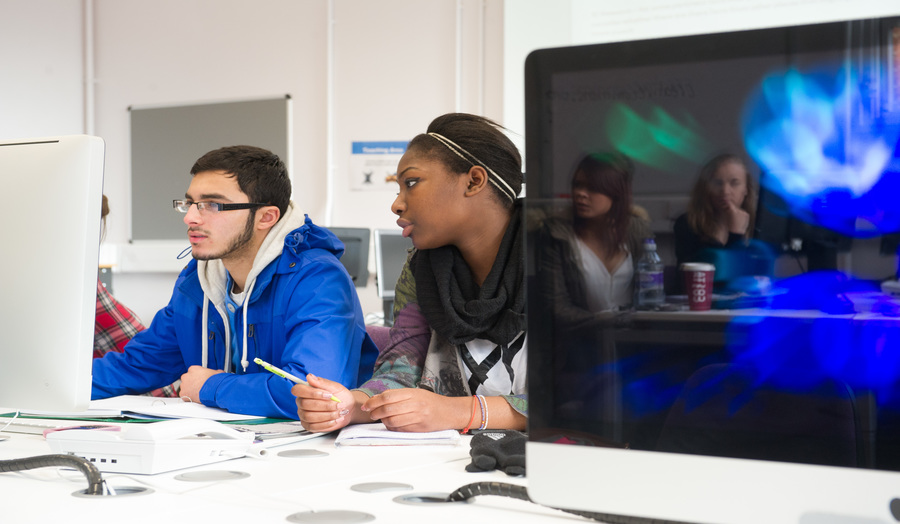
[406,113,523,209]
[190,145,291,218]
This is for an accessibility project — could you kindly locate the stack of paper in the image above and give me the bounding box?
[21,395,264,422]
[230,420,315,440]
[335,422,460,446]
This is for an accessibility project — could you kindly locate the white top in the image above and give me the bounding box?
[461,333,528,396]
[575,237,633,312]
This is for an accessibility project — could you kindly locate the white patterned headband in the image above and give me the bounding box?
[427,132,518,202]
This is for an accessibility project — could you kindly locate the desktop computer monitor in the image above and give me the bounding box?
[525,15,900,524]
[373,229,413,325]
[329,227,370,287]
[754,175,854,272]
[0,135,105,412]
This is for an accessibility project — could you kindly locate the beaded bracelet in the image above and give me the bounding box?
[475,394,488,430]
[461,395,478,434]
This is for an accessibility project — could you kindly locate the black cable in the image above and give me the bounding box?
[446,481,693,524]
[791,251,806,273]
[0,454,106,495]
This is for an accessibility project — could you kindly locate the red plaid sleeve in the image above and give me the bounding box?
[94,279,145,358]
[93,279,181,398]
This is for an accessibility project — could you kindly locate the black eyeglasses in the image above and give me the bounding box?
[173,200,269,214]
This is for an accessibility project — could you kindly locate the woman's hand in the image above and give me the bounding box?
[361,388,469,432]
[723,200,750,235]
[292,374,356,433]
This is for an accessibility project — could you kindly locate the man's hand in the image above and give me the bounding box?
[179,365,224,402]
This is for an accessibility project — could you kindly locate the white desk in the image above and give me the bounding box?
[0,424,584,523]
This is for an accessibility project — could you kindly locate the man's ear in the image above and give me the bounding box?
[256,206,281,231]
[464,165,489,197]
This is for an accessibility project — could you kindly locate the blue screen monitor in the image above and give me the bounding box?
[525,15,900,524]
[0,135,105,413]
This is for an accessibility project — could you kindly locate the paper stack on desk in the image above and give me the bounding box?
[21,395,264,422]
[335,422,460,446]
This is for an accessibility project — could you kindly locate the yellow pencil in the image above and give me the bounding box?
[253,358,341,402]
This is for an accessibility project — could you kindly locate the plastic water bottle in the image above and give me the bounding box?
[635,238,665,309]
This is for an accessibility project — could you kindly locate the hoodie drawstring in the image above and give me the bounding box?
[240,279,258,373]
[201,299,209,369]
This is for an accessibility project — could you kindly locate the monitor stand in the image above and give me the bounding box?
[383,298,395,327]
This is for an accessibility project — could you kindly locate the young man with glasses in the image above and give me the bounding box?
[92,145,377,419]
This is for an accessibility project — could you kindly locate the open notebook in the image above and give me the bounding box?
[17,395,265,422]
[335,422,460,446]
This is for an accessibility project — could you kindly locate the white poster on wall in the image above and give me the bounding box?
[349,141,406,191]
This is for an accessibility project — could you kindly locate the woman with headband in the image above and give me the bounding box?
[293,113,526,433]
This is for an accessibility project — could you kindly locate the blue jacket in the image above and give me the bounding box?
[92,213,377,419]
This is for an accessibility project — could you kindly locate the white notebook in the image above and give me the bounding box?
[335,422,460,446]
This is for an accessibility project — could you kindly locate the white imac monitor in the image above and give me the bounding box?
[0,135,105,412]
[374,229,413,324]
[525,15,900,524]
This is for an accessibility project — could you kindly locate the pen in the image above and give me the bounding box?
[253,358,341,402]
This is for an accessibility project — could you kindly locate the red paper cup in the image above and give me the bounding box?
[680,263,715,311]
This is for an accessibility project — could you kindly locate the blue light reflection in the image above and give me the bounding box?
[742,64,900,236]
[724,272,900,408]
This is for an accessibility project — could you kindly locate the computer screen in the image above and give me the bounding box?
[329,227,370,287]
[525,15,900,524]
[374,229,413,299]
[0,135,105,412]
[754,180,855,271]
[374,229,413,325]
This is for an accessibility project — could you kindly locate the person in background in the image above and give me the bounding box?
[673,153,757,268]
[673,153,774,292]
[538,152,651,317]
[293,113,527,433]
[92,146,377,418]
[531,153,651,420]
[95,194,178,397]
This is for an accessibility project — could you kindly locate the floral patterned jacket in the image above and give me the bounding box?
[354,255,527,416]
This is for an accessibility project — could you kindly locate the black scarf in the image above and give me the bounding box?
[411,203,525,346]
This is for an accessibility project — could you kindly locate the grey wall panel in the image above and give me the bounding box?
[130,96,290,241]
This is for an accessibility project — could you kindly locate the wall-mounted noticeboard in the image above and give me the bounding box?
[129,96,291,241]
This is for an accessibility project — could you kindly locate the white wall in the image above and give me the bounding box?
[330,0,504,230]
[0,0,504,322]
[0,0,84,138]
